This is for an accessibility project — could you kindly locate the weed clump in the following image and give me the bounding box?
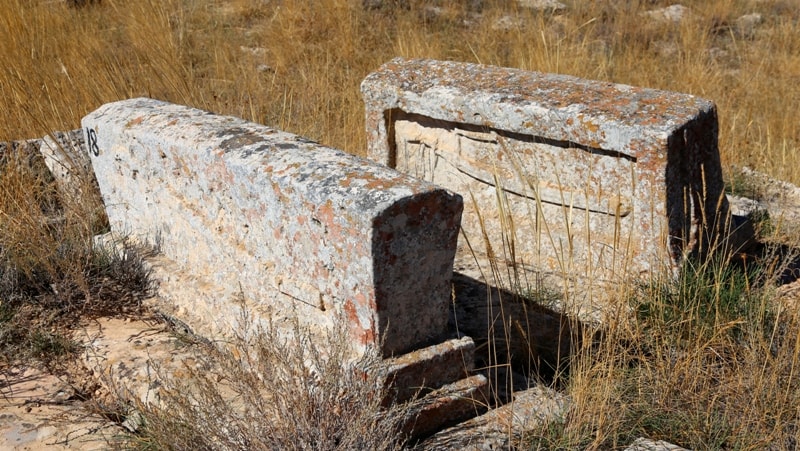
[525,253,800,449]
[635,256,772,346]
[0,146,155,366]
[129,319,413,451]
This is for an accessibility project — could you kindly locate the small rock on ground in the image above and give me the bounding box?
[625,437,690,451]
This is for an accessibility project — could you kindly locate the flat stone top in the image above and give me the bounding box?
[87,97,450,216]
[362,58,716,157]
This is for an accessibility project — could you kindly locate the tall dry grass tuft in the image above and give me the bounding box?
[0,0,192,139]
[130,318,413,451]
[0,139,154,364]
[519,248,800,449]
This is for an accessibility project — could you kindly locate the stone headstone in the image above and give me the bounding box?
[361,58,729,300]
[83,98,463,357]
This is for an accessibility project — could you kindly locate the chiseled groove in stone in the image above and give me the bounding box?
[82,97,463,357]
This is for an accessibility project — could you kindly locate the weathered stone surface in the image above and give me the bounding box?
[419,385,569,450]
[362,58,728,297]
[723,197,759,254]
[735,13,763,38]
[79,317,214,410]
[625,437,690,451]
[0,137,63,221]
[406,374,489,440]
[732,166,800,231]
[39,130,89,192]
[517,0,566,13]
[385,335,475,403]
[39,130,106,224]
[386,337,489,439]
[83,98,463,357]
[644,4,693,25]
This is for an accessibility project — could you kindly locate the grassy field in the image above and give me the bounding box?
[2,0,800,449]
[2,0,799,181]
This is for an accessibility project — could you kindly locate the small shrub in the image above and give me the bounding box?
[129,318,413,451]
[633,256,771,347]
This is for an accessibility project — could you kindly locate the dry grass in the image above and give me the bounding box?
[128,317,414,450]
[2,0,800,448]
[0,137,155,366]
[519,251,800,449]
[2,0,798,179]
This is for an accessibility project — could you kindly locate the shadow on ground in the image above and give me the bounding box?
[449,272,582,405]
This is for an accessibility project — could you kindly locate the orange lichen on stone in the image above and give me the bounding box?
[125,116,144,128]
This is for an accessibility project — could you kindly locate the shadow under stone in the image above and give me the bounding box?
[449,272,583,404]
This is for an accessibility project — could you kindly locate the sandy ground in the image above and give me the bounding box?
[0,364,126,450]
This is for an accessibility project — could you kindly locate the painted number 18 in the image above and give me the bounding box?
[86,128,100,156]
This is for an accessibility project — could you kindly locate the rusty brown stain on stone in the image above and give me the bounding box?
[125,117,144,128]
[344,297,376,347]
[316,201,336,229]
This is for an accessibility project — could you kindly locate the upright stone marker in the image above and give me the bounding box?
[362,58,728,288]
[83,98,463,356]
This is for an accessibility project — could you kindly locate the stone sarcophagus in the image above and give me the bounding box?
[362,58,728,289]
[83,98,463,356]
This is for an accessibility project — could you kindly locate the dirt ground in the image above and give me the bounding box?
[0,364,126,450]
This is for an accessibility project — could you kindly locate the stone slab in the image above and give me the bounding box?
[419,384,569,450]
[362,58,729,291]
[0,137,63,224]
[405,374,489,440]
[39,130,101,205]
[82,98,463,356]
[78,317,213,411]
[731,166,800,238]
[384,335,475,403]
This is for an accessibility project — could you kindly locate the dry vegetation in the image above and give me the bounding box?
[2,0,800,449]
[128,318,414,451]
